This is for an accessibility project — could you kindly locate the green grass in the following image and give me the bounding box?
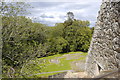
[22,51,88,78]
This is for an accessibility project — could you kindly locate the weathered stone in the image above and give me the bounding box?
[101,3,107,9]
[85,0,120,77]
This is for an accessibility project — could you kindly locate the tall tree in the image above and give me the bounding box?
[2,2,32,78]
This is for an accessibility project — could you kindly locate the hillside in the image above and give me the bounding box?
[21,51,87,78]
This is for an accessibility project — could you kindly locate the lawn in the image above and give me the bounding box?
[21,51,88,78]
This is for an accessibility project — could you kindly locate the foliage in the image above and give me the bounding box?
[46,19,92,53]
[2,18,48,77]
[75,27,92,51]
[1,2,31,16]
[47,37,69,54]
[2,3,93,78]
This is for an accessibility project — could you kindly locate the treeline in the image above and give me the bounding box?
[2,2,94,78]
[47,20,92,54]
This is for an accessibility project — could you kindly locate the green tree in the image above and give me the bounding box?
[28,23,47,44]
[62,19,92,52]
[75,27,92,52]
[2,16,32,77]
[2,15,49,77]
[47,37,69,54]
[90,27,94,34]
[1,2,33,78]
[1,2,31,16]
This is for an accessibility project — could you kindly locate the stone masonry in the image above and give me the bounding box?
[86,0,120,77]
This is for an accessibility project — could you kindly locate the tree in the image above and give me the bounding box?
[67,12,74,20]
[2,2,33,78]
[2,16,31,77]
[62,19,92,52]
[47,37,69,54]
[75,27,92,52]
[90,27,94,34]
[2,15,49,77]
[28,23,47,44]
[1,2,31,16]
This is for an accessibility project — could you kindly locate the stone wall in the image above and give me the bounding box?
[48,72,67,78]
[85,0,120,77]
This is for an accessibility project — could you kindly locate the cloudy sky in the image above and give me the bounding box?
[26,0,102,27]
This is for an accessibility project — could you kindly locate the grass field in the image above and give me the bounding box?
[21,51,88,78]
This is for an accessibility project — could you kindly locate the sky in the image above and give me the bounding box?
[26,0,102,27]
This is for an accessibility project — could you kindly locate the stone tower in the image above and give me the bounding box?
[86,0,120,77]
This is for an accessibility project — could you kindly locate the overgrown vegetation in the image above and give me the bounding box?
[1,2,94,78]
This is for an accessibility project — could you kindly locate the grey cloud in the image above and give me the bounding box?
[40,14,54,18]
[27,1,101,27]
[61,3,92,10]
[34,18,58,26]
[28,2,63,8]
